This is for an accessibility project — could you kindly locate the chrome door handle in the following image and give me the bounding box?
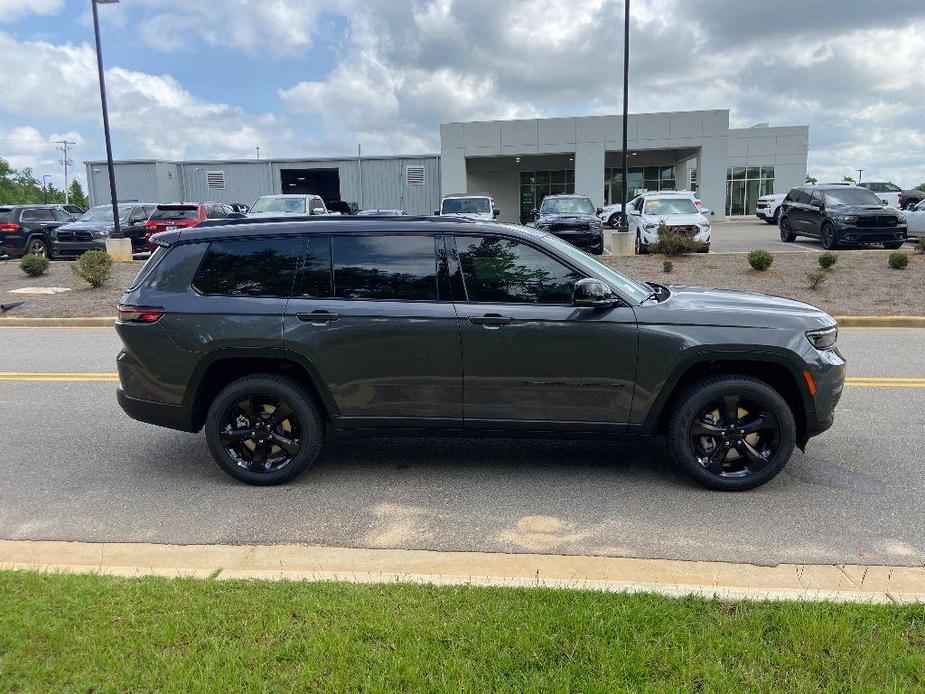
[468,313,513,327]
[297,311,339,323]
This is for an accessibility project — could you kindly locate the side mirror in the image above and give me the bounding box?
[596,207,604,214]
[311,206,327,215]
[573,278,618,308]
[493,208,501,217]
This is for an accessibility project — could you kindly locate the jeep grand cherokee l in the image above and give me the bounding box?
[116,217,845,491]
[778,184,907,250]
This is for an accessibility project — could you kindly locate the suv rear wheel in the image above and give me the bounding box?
[205,374,323,485]
[666,375,796,491]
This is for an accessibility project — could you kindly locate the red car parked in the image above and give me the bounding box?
[144,202,237,250]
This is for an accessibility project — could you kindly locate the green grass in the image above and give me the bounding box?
[1,571,923,692]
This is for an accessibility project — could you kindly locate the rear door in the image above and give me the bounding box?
[450,233,638,427]
[805,190,825,236]
[283,232,463,424]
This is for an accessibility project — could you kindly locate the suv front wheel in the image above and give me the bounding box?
[205,374,323,485]
[667,375,796,491]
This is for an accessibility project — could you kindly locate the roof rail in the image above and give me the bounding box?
[196,215,479,228]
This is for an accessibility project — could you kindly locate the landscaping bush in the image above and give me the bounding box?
[73,250,113,287]
[662,260,673,273]
[747,249,773,271]
[818,252,838,270]
[806,270,828,290]
[19,253,49,277]
[649,221,705,256]
[915,237,925,255]
[888,252,909,270]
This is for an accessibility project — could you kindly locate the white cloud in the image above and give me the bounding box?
[0,0,63,22]
[0,125,84,189]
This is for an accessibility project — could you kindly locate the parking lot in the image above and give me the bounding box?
[1,326,923,567]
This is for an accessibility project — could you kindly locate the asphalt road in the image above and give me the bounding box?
[1,327,923,566]
[706,218,920,254]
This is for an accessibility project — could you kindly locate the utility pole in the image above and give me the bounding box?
[856,169,863,183]
[55,139,76,204]
[357,143,364,209]
[256,146,260,159]
[618,0,631,233]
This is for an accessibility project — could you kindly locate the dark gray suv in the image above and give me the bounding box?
[116,217,845,491]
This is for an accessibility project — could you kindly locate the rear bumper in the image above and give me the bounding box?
[117,385,197,432]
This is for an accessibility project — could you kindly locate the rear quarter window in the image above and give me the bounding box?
[192,237,303,297]
[0,208,11,223]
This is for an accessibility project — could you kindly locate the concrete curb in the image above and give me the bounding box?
[2,316,924,329]
[2,540,924,604]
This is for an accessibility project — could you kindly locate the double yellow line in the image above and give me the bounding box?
[0,373,923,388]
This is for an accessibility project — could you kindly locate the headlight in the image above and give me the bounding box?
[92,229,111,238]
[833,215,858,224]
[897,214,906,224]
[806,325,838,350]
[643,223,658,230]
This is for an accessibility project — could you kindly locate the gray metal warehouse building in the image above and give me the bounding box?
[86,108,808,222]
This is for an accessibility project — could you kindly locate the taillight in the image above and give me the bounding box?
[144,220,156,228]
[0,223,20,232]
[117,304,165,323]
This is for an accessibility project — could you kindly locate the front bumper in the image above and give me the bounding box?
[51,238,108,257]
[549,228,604,253]
[833,223,907,244]
[803,346,847,441]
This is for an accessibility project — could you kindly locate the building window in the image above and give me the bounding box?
[725,165,774,216]
[519,170,575,224]
[603,165,675,206]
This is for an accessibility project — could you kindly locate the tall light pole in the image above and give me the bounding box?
[618,0,631,233]
[92,0,121,236]
[256,146,260,159]
[42,175,51,204]
[856,169,863,183]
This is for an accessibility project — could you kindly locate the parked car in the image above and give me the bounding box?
[436,194,499,221]
[756,193,786,224]
[229,203,250,214]
[116,216,844,491]
[357,209,407,216]
[905,199,925,239]
[778,184,907,250]
[532,194,604,254]
[248,194,328,218]
[144,202,238,251]
[898,188,924,211]
[51,203,156,258]
[857,181,902,208]
[598,203,622,227]
[625,192,712,254]
[327,201,359,215]
[0,204,71,258]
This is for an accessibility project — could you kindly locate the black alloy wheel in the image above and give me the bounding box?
[27,237,48,257]
[205,374,323,485]
[779,217,796,242]
[821,223,839,250]
[609,213,621,228]
[667,375,796,491]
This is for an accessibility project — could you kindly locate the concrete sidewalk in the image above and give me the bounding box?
[3,540,924,604]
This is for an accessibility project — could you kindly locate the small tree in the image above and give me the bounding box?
[805,174,818,184]
[818,252,838,270]
[662,260,673,273]
[20,254,49,277]
[888,252,909,270]
[806,270,828,290]
[648,220,705,256]
[842,175,855,184]
[73,250,113,287]
[68,179,89,209]
[747,249,773,271]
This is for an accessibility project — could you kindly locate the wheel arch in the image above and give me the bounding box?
[186,348,338,432]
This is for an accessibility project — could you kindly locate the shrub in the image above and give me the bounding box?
[649,221,705,256]
[806,270,828,290]
[19,253,49,277]
[662,260,673,273]
[747,249,773,271]
[818,252,838,270]
[888,252,909,270]
[73,250,113,287]
[915,237,925,255]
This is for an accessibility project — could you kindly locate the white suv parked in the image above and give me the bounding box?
[625,191,712,254]
[857,182,903,209]
[756,194,786,224]
[437,194,499,221]
[248,194,329,217]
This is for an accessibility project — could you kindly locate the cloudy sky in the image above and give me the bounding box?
[1,0,924,190]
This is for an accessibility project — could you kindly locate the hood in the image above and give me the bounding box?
[641,212,708,225]
[57,220,115,231]
[827,204,899,216]
[537,212,600,224]
[637,285,835,331]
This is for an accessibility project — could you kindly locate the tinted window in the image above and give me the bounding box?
[21,208,54,221]
[0,209,11,223]
[152,206,198,220]
[333,235,437,300]
[456,235,583,304]
[441,197,491,214]
[823,188,884,206]
[296,237,333,298]
[193,237,303,296]
[205,205,226,219]
[540,197,595,215]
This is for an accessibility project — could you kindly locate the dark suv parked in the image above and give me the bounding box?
[778,184,907,250]
[532,194,604,254]
[116,217,845,491]
[0,204,72,258]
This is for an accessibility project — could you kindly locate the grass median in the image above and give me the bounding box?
[2,570,923,691]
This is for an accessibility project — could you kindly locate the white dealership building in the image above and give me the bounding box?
[88,108,808,223]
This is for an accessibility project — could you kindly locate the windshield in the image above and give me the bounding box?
[643,198,698,215]
[250,196,307,213]
[151,206,198,220]
[540,197,595,215]
[541,233,652,303]
[441,198,491,214]
[823,188,885,206]
[80,206,132,223]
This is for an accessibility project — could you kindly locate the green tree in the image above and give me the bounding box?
[68,179,89,208]
[915,182,925,193]
[805,174,818,184]
[0,157,67,204]
[842,175,855,183]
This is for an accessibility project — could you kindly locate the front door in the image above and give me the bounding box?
[449,234,638,427]
[284,232,462,424]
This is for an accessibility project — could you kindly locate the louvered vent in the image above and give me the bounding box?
[206,170,225,189]
[406,165,425,185]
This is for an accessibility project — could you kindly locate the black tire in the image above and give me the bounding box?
[820,223,839,250]
[635,233,648,254]
[883,241,904,249]
[608,213,621,228]
[779,216,796,242]
[666,375,796,491]
[25,236,48,258]
[204,373,324,485]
